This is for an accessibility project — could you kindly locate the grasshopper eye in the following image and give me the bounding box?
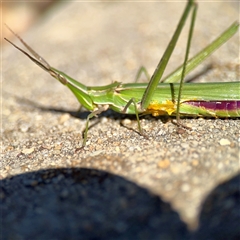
[49,69,68,85]
[57,73,68,85]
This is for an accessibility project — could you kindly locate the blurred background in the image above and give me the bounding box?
[2,1,238,45]
[2,0,60,44]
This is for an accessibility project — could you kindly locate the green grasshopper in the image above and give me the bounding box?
[5,0,240,147]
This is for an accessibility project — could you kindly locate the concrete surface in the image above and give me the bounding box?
[2,1,240,239]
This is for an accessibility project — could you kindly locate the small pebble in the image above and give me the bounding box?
[158,159,170,169]
[191,159,199,166]
[122,119,132,125]
[59,113,70,124]
[22,148,35,154]
[219,138,231,146]
[181,183,190,192]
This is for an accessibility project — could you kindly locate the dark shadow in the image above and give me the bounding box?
[1,169,239,239]
[13,94,170,123]
[1,168,188,240]
[14,95,90,120]
[191,174,240,240]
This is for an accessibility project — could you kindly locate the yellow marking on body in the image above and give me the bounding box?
[147,100,176,116]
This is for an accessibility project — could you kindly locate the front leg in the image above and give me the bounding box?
[82,105,109,147]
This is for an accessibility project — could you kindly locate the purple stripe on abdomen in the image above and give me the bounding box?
[185,100,240,117]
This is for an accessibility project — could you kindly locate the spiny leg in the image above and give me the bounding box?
[140,0,195,111]
[161,22,239,84]
[176,1,197,127]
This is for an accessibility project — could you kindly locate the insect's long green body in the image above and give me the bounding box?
[53,67,240,117]
[115,82,240,117]
[5,0,240,146]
